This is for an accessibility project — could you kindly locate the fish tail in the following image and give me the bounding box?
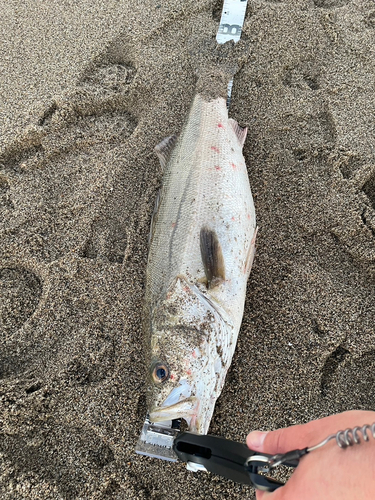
[188,36,245,100]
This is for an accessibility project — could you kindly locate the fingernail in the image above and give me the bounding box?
[246,431,268,450]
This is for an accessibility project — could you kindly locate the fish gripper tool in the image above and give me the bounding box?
[173,432,298,492]
[173,421,375,491]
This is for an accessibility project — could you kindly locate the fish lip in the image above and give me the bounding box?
[149,396,199,423]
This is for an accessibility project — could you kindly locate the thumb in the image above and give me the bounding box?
[246,419,327,455]
[246,422,310,455]
[246,410,375,454]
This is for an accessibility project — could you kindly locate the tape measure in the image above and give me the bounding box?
[216,0,248,106]
[216,0,248,45]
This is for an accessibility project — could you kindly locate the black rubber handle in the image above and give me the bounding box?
[174,432,255,484]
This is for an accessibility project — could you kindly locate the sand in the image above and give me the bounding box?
[1,0,375,498]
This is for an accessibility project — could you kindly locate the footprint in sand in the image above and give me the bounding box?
[61,329,116,386]
[283,60,321,91]
[313,0,350,8]
[290,144,375,272]
[360,170,375,238]
[0,174,14,210]
[365,12,375,28]
[333,154,375,261]
[320,345,350,397]
[80,62,136,96]
[0,267,42,337]
[362,171,375,211]
[321,350,375,409]
[0,59,137,263]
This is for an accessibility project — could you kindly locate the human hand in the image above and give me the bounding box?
[246,410,375,500]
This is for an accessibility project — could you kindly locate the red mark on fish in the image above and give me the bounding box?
[218,123,224,129]
[211,146,220,153]
[215,165,221,171]
[231,163,237,169]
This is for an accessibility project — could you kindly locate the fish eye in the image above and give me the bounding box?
[151,362,169,384]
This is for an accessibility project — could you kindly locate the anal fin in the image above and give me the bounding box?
[228,118,247,148]
[245,227,258,275]
[148,188,161,247]
[200,227,225,289]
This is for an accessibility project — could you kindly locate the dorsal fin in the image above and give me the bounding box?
[228,118,247,147]
[154,135,178,169]
[200,227,225,289]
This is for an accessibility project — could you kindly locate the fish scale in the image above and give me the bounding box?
[147,95,255,325]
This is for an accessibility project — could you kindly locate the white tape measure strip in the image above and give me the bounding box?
[216,0,248,44]
[216,0,248,106]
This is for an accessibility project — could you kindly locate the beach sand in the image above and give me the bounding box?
[1,0,375,498]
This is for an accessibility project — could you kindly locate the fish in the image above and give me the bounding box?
[143,92,257,436]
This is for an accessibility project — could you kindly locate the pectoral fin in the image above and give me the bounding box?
[200,227,225,289]
[154,135,178,169]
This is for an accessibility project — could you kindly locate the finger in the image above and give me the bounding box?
[256,490,267,500]
[256,490,270,500]
[256,486,286,500]
[246,430,268,450]
[247,409,375,454]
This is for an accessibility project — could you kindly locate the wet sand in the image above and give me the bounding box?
[1,0,375,498]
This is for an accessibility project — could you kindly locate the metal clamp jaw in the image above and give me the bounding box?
[245,455,298,492]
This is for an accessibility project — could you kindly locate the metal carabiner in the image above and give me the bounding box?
[245,453,300,492]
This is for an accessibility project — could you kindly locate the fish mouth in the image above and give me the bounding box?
[149,397,199,423]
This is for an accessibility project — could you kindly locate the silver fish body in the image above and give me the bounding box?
[145,94,256,434]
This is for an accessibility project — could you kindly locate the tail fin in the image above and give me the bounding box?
[187,36,246,100]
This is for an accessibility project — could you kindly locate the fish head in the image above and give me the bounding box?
[146,277,233,434]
